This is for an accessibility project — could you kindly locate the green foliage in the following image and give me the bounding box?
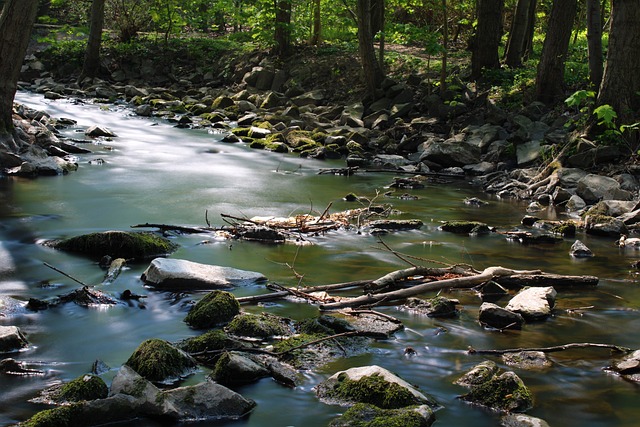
[565,90,596,110]
[593,104,617,129]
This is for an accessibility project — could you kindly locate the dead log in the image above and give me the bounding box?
[495,273,599,289]
[102,258,127,285]
[364,265,474,293]
[320,266,543,310]
[236,279,374,304]
[131,223,213,233]
[468,342,630,355]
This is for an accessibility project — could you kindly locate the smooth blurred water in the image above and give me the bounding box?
[1,92,639,426]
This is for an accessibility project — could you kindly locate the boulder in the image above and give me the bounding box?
[85,125,117,137]
[454,361,500,388]
[226,312,293,339]
[501,414,551,427]
[184,290,240,329]
[315,365,439,409]
[328,403,435,427]
[404,296,459,318]
[609,349,640,382]
[479,302,525,330]
[459,370,533,412]
[569,240,594,258]
[576,174,632,204]
[584,215,628,237]
[39,374,108,404]
[515,140,541,166]
[505,287,556,320]
[0,326,28,353]
[419,136,481,167]
[210,351,270,385]
[141,257,266,290]
[565,194,586,212]
[501,351,552,370]
[51,231,177,260]
[125,339,196,383]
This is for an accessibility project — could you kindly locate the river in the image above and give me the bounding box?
[1,91,639,426]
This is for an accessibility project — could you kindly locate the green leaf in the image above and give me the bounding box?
[593,104,617,128]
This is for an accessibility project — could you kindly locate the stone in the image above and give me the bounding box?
[479,302,525,330]
[558,168,587,187]
[141,257,266,290]
[577,174,632,204]
[315,365,439,408]
[85,125,117,137]
[419,136,481,167]
[210,351,270,385]
[455,361,500,388]
[501,351,552,370]
[184,290,240,329]
[501,413,551,427]
[610,349,640,380]
[404,296,459,318]
[505,287,556,320]
[125,339,196,383]
[51,231,177,260]
[0,326,29,353]
[566,194,586,212]
[569,240,594,257]
[584,215,627,237]
[460,371,533,412]
[515,140,541,166]
[329,403,435,427]
[292,89,325,107]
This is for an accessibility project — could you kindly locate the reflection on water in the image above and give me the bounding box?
[1,92,640,426]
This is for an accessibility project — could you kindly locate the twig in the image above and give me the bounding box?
[236,279,374,304]
[468,342,631,355]
[44,262,90,287]
[376,237,418,267]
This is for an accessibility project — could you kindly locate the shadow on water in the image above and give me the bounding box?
[1,91,640,426]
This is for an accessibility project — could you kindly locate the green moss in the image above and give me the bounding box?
[461,372,533,412]
[582,201,609,218]
[24,404,83,427]
[184,291,240,329]
[272,333,324,354]
[285,130,319,148]
[439,221,488,234]
[180,329,237,353]
[55,374,108,402]
[226,312,292,339]
[328,374,421,409]
[199,112,227,122]
[551,221,576,237]
[329,403,433,427]
[52,231,177,259]
[231,127,251,137]
[125,338,195,382]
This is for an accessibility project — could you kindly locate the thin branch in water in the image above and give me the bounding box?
[44,262,90,287]
[468,342,631,355]
[375,237,418,267]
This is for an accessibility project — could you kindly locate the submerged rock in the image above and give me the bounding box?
[210,351,270,385]
[125,338,196,383]
[609,349,640,382]
[141,257,266,290]
[569,240,594,257]
[404,296,459,318]
[316,365,439,409]
[479,302,525,330]
[50,231,177,260]
[458,368,533,413]
[329,403,435,427]
[501,413,551,427]
[439,220,490,234]
[502,351,553,370]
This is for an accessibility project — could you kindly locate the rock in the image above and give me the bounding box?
[328,403,435,427]
[601,200,639,217]
[454,361,500,388]
[39,374,108,404]
[610,349,640,382]
[347,311,404,338]
[315,365,439,409]
[210,351,270,385]
[440,220,490,234]
[85,125,117,137]
[570,240,594,257]
[0,325,28,353]
[1,358,43,375]
[515,140,541,165]
[505,287,556,320]
[479,302,525,330]
[184,290,240,329]
[420,136,481,167]
[226,312,293,339]
[292,89,325,107]
[404,296,459,318]
[577,174,632,204]
[459,370,533,412]
[51,231,177,260]
[502,351,552,370]
[135,104,152,116]
[501,414,551,427]
[584,215,628,237]
[566,194,586,212]
[125,338,196,383]
[367,219,423,230]
[567,145,623,169]
[141,257,266,290]
[557,168,587,187]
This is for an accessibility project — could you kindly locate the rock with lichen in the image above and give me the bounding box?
[184,291,240,329]
[225,312,293,339]
[48,231,177,260]
[328,403,435,427]
[125,338,196,383]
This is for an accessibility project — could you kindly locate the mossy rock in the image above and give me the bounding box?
[285,130,319,148]
[550,221,576,237]
[329,403,435,427]
[460,371,533,412]
[439,220,489,234]
[184,291,240,329]
[53,374,108,403]
[212,95,235,109]
[199,112,227,123]
[211,351,270,385]
[125,338,195,382]
[23,403,84,427]
[297,315,355,335]
[231,126,251,137]
[226,312,292,339]
[51,231,177,260]
[581,201,609,218]
[325,373,425,409]
[180,329,242,354]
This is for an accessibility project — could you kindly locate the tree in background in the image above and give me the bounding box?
[356,0,385,96]
[586,0,603,89]
[80,0,106,81]
[0,0,39,145]
[471,0,504,79]
[274,0,292,56]
[310,0,321,45]
[534,0,577,104]
[504,0,531,68]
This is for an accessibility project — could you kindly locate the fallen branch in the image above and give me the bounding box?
[236,280,374,304]
[131,222,213,234]
[320,266,541,310]
[468,342,631,355]
[44,262,90,287]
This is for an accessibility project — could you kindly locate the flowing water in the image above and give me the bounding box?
[1,91,640,426]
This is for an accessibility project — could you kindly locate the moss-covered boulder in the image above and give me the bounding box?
[316,365,439,409]
[50,231,177,260]
[210,351,269,385]
[125,339,196,382]
[404,296,459,318]
[185,291,240,329]
[328,403,435,427]
[180,330,242,354]
[225,312,293,339]
[439,220,490,234]
[52,374,108,403]
[22,403,84,427]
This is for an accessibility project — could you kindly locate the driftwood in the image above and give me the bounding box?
[468,342,631,355]
[131,222,214,234]
[495,273,599,289]
[102,258,127,285]
[236,279,373,304]
[320,266,543,310]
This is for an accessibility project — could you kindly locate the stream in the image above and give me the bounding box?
[1,91,640,426]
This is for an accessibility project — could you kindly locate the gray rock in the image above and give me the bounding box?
[479,302,525,330]
[210,351,270,385]
[0,326,28,353]
[602,200,639,217]
[292,89,324,107]
[505,286,556,320]
[460,371,533,412]
[463,161,496,175]
[615,173,640,192]
[135,104,152,116]
[610,349,640,381]
[141,258,266,289]
[455,361,499,388]
[566,194,586,212]
[501,413,551,427]
[577,174,632,203]
[584,214,627,237]
[515,140,541,165]
[552,187,574,204]
[570,240,594,257]
[567,145,623,169]
[501,351,552,370]
[619,209,640,225]
[558,167,587,187]
[420,136,481,167]
[85,125,117,137]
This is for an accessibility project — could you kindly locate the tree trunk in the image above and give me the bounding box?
[597,0,640,124]
[0,0,39,136]
[372,0,385,73]
[586,0,603,90]
[534,0,578,104]
[80,0,106,81]
[522,0,537,60]
[274,0,292,57]
[440,0,448,95]
[310,0,321,45]
[356,0,384,96]
[471,0,504,79]
[505,0,531,67]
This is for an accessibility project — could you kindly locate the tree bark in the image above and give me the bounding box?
[597,0,640,124]
[310,0,321,45]
[534,0,578,104]
[0,0,39,136]
[80,0,106,80]
[522,0,537,60]
[356,0,385,96]
[586,0,603,90]
[505,0,531,67]
[440,0,448,95]
[274,0,292,57]
[471,0,504,79]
